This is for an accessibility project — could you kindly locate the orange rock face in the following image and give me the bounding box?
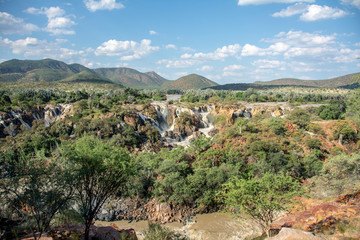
[271,191,360,235]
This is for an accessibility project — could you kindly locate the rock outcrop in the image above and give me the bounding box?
[266,228,327,240]
[21,225,138,240]
[272,191,360,237]
[97,198,195,224]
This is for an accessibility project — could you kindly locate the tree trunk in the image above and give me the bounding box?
[84,221,91,240]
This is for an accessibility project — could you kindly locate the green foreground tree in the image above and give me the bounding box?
[61,135,133,240]
[221,173,301,237]
[0,151,73,240]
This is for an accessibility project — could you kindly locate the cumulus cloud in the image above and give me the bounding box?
[223,71,244,77]
[223,64,245,71]
[273,4,348,21]
[238,0,314,6]
[95,39,159,60]
[149,30,157,35]
[252,59,286,69]
[0,37,88,61]
[84,0,124,12]
[300,5,348,21]
[157,59,202,68]
[241,42,289,56]
[342,0,360,9]
[197,65,213,71]
[180,44,241,61]
[272,3,309,17]
[0,12,39,35]
[165,44,177,50]
[25,6,75,35]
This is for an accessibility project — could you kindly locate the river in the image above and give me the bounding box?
[96,212,262,240]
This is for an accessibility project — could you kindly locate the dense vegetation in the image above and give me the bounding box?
[0,85,359,239]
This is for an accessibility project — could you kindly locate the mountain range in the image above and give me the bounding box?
[0,58,359,90]
[0,58,218,90]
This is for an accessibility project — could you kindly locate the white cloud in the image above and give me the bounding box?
[240,30,360,65]
[0,37,88,61]
[0,12,39,35]
[271,31,335,46]
[300,5,348,21]
[252,59,286,69]
[157,59,202,68]
[165,44,177,50]
[272,3,309,17]
[223,71,244,77]
[95,39,159,60]
[181,46,195,52]
[241,42,288,56]
[25,6,75,35]
[84,0,124,12]
[273,4,348,21]
[238,0,314,6]
[197,65,213,71]
[342,0,360,9]
[223,64,245,71]
[149,30,157,35]
[181,44,241,61]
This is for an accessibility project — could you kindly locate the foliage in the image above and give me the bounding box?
[0,150,73,239]
[331,121,358,143]
[60,135,133,240]
[309,153,360,198]
[316,101,346,120]
[221,173,301,237]
[143,222,188,240]
[287,108,310,129]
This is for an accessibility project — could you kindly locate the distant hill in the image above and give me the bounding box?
[60,70,114,84]
[145,71,170,85]
[93,68,168,88]
[0,58,88,74]
[254,72,360,88]
[0,59,92,83]
[162,74,218,90]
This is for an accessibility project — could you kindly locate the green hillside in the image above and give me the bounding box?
[162,74,218,90]
[0,58,88,74]
[94,68,168,88]
[60,70,116,84]
[254,72,360,88]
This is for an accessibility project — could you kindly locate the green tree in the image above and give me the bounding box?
[0,150,73,240]
[288,108,310,129]
[61,135,133,240]
[221,173,301,237]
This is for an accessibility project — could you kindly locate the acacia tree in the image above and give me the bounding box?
[61,135,133,240]
[0,150,73,240]
[221,173,301,237]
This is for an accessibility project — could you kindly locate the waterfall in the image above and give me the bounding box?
[11,111,31,130]
[155,105,169,132]
[138,113,162,132]
[70,124,76,136]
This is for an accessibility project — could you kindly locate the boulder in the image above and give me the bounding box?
[266,228,327,240]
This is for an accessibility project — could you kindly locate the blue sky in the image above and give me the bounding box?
[0,0,359,83]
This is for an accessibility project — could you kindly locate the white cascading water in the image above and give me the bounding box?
[11,111,31,130]
[151,103,215,147]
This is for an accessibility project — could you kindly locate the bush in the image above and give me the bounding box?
[309,153,360,198]
[332,121,358,144]
[288,108,310,129]
[221,173,301,237]
[143,222,188,240]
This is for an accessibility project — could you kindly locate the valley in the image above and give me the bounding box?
[0,82,359,239]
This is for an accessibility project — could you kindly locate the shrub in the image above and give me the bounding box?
[143,222,188,240]
[288,108,310,130]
